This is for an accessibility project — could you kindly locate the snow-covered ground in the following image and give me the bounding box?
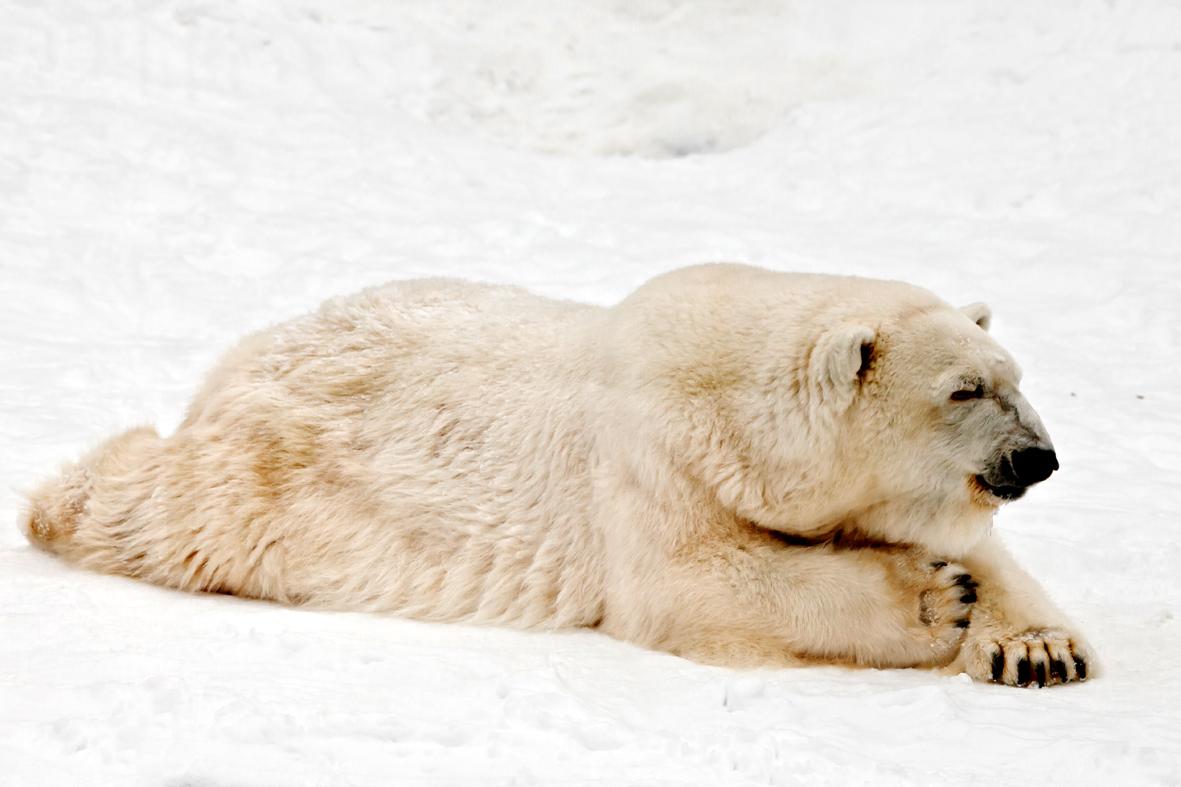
[3,0,1180,783]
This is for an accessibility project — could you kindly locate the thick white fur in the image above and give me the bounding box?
[21,264,1092,683]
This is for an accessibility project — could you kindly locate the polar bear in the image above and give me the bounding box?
[22,264,1092,686]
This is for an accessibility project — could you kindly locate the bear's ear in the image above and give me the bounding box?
[811,324,876,409]
[961,302,992,331]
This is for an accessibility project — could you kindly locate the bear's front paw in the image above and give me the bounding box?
[962,629,1093,687]
[916,561,977,647]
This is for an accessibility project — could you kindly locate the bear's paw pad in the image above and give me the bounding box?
[967,629,1092,687]
[918,561,977,637]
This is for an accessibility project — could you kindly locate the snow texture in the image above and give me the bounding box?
[2,0,1180,784]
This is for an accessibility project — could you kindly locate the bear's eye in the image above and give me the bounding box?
[950,384,985,402]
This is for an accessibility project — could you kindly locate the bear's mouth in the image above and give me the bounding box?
[973,474,1026,502]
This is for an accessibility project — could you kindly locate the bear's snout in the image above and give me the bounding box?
[1007,446,1059,487]
[979,446,1058,500]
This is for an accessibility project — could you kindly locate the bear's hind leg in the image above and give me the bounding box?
[22,426,165,575]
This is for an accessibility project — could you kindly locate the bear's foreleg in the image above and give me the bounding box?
[603,533,978,671]
[950,532,1094,686]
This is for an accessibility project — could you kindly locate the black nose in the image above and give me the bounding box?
[1009,447,1058,486]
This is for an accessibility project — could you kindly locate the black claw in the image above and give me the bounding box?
[955,618,970,628]
[1074,656,1088,681]
[960,590,977,604]
[930,561,948,569]
[1016,658,1031,686]
[953,574,974,587]
[991,651,1004,681]
[1050,659,1068,683]
[1035,661,1047,687]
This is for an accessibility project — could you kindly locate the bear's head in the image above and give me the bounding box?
[820,295,1058,553]
[601,264,1059,558]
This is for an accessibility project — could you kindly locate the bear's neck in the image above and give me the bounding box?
[842,495,996,559]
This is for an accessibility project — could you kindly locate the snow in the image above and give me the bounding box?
[2,0,1180,783]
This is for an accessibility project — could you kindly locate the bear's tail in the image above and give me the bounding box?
[21,426,164,574]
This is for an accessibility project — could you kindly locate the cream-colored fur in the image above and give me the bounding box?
[21,264,1093,685]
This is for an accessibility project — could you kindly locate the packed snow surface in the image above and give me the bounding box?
[2,0,1180,784]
